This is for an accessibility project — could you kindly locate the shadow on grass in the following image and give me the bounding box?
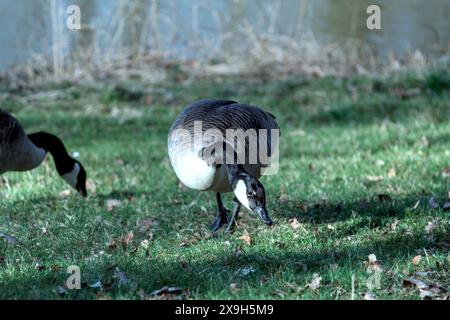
[275,192,448,225]
[0,228,446,299]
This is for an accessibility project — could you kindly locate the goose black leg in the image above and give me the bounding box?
[225,197,241,234]
[210,193,230,232]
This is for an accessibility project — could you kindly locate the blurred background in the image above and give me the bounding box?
[0,0,449,83]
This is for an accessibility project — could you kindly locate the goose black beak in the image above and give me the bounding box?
[254,206,273,226]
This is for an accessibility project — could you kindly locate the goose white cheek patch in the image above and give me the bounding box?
[234,180,251,211]
[62,163,80,189]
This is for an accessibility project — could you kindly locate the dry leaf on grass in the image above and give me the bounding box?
[239,266,256,277]
[307,273,321,291]
[364,254,382,272]
[441,168,450,178]
[86,179,96,194]
[229,283,240,293]
[122,231,134,245]
[140,239,150,250]
[239,231,252,246]
[106,199,122,211]
[59,189,71,198]
[367,175,383,182]
[108,231,134,251]
[289,218,302,230]
[277,194,289,204]
[138,217,160,230]
[387,168,396,178]
[403,278,447,300]
[412,255,422,265]
[390,219,400,231]
[425,221,438,234]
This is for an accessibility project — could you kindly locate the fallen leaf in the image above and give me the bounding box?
[367,175,383,182]
[122,231,134,245]
[138,217,160,230]
[277,194,289,204]
[239,231,252,246]
[361,292,376,300]
[441,167,450,178]
[59,189,71,198]
[229,283,240,293]
[86,179,97,194]
[425,221,438,234]
[403,277,447,299]
[365,254,382,272]
[298,203,308,213]
[390,219,400,231]
[106,199,122,211]
[387,168,396,178]
[239,266,256,277]
[307,273,321,291]
[428,197,439,210]
[289,218,301,230]
[412,255,422,265]
[403,277,428,289]
[141,239,150,250]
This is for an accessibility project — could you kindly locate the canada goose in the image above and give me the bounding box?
[168,99,280,232]
[0,109,87,196]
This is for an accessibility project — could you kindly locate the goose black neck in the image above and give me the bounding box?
[225,163,247,188]
[27,131,74,175]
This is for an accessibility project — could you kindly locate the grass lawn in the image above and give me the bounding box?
[0,65,449,299]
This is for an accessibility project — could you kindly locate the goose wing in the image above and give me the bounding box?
[0,109,25,145]
[169,99,280,164]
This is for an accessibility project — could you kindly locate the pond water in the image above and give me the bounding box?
[0,0,448,70]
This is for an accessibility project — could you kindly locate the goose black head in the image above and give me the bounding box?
[27,132,88,197]
[61,159,87,197]
[233,173,272,226]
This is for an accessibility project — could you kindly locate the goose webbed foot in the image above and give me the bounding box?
[210,208,230,233]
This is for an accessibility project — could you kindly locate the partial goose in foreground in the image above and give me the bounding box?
[0,109,87,196]
[168,99,280,232]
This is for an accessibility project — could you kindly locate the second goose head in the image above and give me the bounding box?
[28,132,87,197]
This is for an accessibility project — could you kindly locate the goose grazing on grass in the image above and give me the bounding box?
[0,109,87,197]
[168,99,280,233]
